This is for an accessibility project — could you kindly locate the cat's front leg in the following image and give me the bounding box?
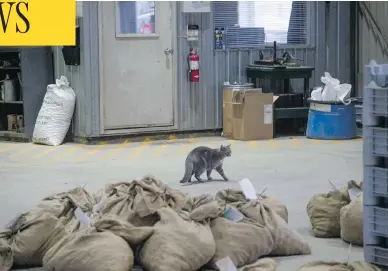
[206,170,213,181]
[215,165,229,181]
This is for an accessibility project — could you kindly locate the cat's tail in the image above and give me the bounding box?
[179,160,193,183]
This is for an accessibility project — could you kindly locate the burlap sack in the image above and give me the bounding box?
[43,216,153,271]
[216,189,310,257]
[239,258,277,271]
[36,187,97,218]
[215,189,288,222]
[183,194,223,222]
[297,261,381,271]
[99,175,187,226]
[260,196,288,223]
[238,201,311,256]
[0,211,67,267]
[210,217,274,268]
[139,207,215,271]
[0,239,12,271]
[340,194,363,246]
[307,190,349,238]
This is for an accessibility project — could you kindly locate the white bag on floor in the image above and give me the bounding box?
[32,76,76,146]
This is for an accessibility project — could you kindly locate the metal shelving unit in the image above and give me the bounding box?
[363,62,388,268]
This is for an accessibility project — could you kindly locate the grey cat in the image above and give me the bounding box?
[179,144,232,183]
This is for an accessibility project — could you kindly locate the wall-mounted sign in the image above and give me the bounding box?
[187,25,199,41]
[182,1,211,13]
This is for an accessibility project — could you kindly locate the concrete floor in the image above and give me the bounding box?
[0,136,364,270]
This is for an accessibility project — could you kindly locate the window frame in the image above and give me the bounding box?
[115,1,159,39]
[212,1,313,50]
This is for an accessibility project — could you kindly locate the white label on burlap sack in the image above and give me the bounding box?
[223,207,244,222]
[239,178,258,200]
[4,212,23,229]
[264,104,273,124]
[348,187,361,201]
[216,257,238,271]
[75,207,91,227]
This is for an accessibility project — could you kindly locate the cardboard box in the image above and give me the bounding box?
[7,114,17,132]
[231,90,278,140]
[222,88,234,136]
[223,87,263,136]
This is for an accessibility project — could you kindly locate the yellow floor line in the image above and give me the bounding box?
[152,144,168,156]
[0,144,23,153]
[9,145,39,158]
[127,144,149,160]
[74,144,107,162]
[188,137,196,143]
[269,139,281,148]
[32,146,60,159]
[45,146,80,165]
[248,141,257,148]
[178,145,191,155]
[310,139,322,145]
[103,140,130,160]
[290,138,301,147]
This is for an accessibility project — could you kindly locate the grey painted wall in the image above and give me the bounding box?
[176,2,352,131]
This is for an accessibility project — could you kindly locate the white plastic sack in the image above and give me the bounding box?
[310,87,323,101]
[321,72,339,101]
[316,72,352,104]
[335,83,352,105]
[32,76,76,146]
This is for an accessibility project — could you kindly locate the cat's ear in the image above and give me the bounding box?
[220,145,225,150]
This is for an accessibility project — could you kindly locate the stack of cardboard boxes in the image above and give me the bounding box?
[223,86,278,140]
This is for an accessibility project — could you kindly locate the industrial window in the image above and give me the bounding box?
[213,1,308,49]
[116,1,155,36]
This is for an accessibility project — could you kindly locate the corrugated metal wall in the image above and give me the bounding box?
[52,2,85,137]
[52,20,85,137]
[176,2,323,130]
[51,2,101,138]
[357,2,388,96]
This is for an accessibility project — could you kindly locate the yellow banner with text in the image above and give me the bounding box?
[0,0,76,46]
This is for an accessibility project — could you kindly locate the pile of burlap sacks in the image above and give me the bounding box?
[307,180,364,246]
[0,175,308,271]
[0,176,379,271]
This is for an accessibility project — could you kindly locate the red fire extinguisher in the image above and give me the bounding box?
[188,48,199,83]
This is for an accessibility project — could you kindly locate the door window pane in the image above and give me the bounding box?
[117,1,155,34]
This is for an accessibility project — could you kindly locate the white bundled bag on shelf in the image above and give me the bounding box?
[32,76,76,146]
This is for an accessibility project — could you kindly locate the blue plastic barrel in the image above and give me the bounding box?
[306,100,357,140]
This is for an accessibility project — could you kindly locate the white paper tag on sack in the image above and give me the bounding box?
[348,188,361,201]
[216,257,238,271]
[75,207,91,227]
[223,207,244,222]
[239,178,258,200]
[4,212,23,229]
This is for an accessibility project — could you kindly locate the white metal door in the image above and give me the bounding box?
[100,1,174,130]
